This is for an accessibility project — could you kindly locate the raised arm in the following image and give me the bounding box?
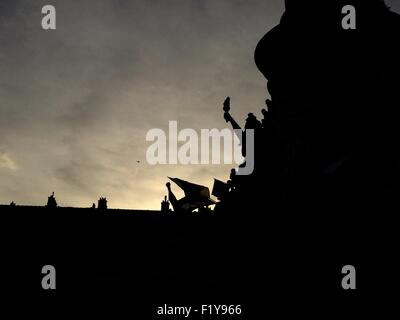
[222,97,242,130]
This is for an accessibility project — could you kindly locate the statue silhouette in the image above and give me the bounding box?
[220,0,400,215]
[213,0,400,303]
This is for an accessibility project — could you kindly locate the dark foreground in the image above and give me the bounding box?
[1,205,398,317]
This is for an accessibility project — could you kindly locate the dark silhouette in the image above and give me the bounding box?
[160,195,170,213]
[209,0,400,307]
[166,177,215,213]
[218,0,400,219]
[98,197,108,210]
[223,96,241,130]
[46,192,57,208]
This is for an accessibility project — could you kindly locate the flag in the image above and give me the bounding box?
[168,177,216,211]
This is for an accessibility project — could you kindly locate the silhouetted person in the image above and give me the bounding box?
[261,108,268,128]
[245,113,261,130]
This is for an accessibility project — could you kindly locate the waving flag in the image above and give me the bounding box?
[168,177,215,211]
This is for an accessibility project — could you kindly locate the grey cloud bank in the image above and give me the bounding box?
[1,0,398,209]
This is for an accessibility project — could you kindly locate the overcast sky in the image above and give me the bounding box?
[1,0,399,209]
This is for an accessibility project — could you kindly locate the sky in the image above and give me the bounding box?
[1,0,399,210]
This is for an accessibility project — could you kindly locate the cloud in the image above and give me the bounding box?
[0,151,18,171]
[0,0,284,209]
[8,0,400,209]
